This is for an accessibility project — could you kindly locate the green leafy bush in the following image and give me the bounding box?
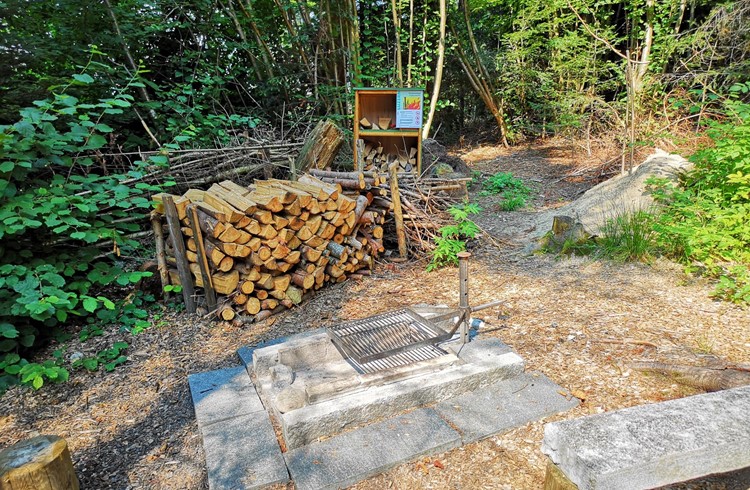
[72,341,129,373]
[480,172,532,211]
[649,82,750,303]
[0,71,170,392]
[427,203,481,271]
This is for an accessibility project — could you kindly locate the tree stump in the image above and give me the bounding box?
[538,215,590,253]
[0,435,79,490]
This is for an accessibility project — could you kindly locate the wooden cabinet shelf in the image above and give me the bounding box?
[353,88,423,174]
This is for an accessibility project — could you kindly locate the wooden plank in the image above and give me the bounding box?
[163,195,196,313]
[188,204,217,311]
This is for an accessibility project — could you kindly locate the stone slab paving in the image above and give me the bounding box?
[189,366,289,489]
[435,371,579,444]
[284,408,461,490]
[202,412,289,490]
[542,384,750,490]
[189,366,264,429]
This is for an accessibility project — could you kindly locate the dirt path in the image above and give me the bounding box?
[1,141,748,489]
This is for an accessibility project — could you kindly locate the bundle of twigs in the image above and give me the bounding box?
[125,143,303,192]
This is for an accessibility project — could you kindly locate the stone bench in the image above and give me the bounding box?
[541,385,750,490]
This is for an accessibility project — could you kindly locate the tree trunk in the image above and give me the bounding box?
[422,0,446,139]
[390,0,403,84]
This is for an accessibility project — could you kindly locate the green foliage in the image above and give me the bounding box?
[596,210,657,262]
[480,172,532,211]
[0,69,169,390]
[428,203,481,271]
[72,341,129,373]
[0,352,69,392]
[648,82,750,303]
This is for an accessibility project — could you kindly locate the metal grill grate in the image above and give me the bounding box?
[326,308,456,364]
[348,344,450,374]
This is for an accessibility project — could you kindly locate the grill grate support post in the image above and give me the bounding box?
[458,251,471,344]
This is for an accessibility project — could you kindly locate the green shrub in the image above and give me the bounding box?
[427,203,481,271]
[480,172,532,211]
[649,82,750,303]
[0,70,171,392]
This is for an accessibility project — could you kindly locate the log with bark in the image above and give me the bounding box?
[630,361,750,392]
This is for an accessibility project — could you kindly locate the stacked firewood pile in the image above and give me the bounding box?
[357,140,418,173]
[151,175,379,322]
[307,168,470,255]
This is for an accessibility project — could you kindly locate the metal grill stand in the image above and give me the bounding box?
[327,252,501,370]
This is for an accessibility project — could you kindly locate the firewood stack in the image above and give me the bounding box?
[152,175,378,321]
[359,141,418,173]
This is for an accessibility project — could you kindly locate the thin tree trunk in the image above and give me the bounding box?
[273,0,312,74]
[633,0,654,94]
[238,1,275,78]
[451,8,510,146]
[103,0,158,122]
[348,0,361,87]
[422,0,445,139]
[222,0,263,80]
[674,0,687,34]
[390,0,403,85]
[406,0,414,86]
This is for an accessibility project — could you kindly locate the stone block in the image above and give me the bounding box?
[189,366,264,429]
[279,339,524,449]
[542,384,750,490]
[202,413,289,490]
[285,408,460,490]
[436,371,579,443]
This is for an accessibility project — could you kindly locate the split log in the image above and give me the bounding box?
[388,162,408,257]
[188,265,239,295]
[294,119,345,172]
[217,302,236,321]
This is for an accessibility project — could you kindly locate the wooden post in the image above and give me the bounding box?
[388,162,408,258]
[163,195,196,313]
[188,204,217,312]
[150,211,170,300]
[0,435,79,490]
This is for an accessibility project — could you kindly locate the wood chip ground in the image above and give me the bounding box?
[1,140,748,489]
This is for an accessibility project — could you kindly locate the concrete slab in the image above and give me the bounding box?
[237,329,326,368]
[277,338,524,449]
[436,371,579,443]
[189,366,264,429]
[285,408,460,490]
[202,413,289,490]
[542,384,750,490]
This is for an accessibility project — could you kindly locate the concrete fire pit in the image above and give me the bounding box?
[189,310,578,489]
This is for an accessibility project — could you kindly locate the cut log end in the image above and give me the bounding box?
[0,435,80,490]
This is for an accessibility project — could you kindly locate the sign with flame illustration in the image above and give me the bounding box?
[396,90,423,129]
